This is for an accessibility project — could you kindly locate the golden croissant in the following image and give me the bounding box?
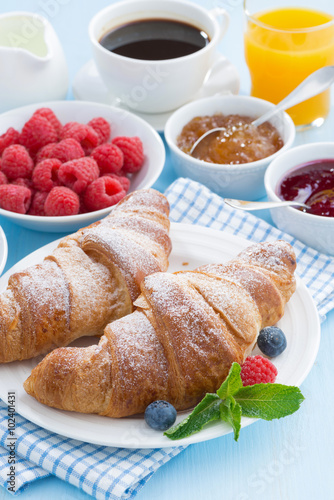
[24,240,296,417]
[0,189,171,363]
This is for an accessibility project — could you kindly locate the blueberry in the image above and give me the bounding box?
[257,326,287,357]
[144,400,177,431]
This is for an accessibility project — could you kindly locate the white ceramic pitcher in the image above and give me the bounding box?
[0,12,68,112]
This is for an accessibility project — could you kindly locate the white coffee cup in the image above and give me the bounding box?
[89,0,229,114]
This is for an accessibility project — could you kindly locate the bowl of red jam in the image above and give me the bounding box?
[265,142,334,255]
[278,159,334,218]
[164,95,295,201]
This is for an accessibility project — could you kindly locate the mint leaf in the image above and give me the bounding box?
[164,393,221,440]
[235,383,305,420]
[216,362,243,400]
[164,362,305,442]
[220,396,242,442]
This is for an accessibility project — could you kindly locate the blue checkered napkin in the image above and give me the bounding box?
[0,399,184,499]
[165,177,334,321]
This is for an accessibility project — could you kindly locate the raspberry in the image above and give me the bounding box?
[240,355,278,386]
[12,177,35,194]
[32,159,62,192]
[90,143,123,175]
[79,196,89,214]
[0,184,31,214]
[0,172,8,185]
[61,122,99,154]
[83,176,126,211]
[1,145,34,180]
[28,191,48,216]
[117,167,129,177]
[44,186,80,216]
[0,127,20,155]
[35,143,55,163]
[32,108,63,137]
[36,138,85,164]
[103,173,130,192]
[111,136,144,173]
[58,157,99,194]
[87,117,111,144]
[19,114,58,157]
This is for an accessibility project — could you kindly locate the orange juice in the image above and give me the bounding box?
[244,7,334,126]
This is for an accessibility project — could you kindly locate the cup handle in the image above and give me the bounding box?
[209,7,230,41]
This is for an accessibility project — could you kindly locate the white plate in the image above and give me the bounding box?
[72,55,240,132]
[0,226,8,275]
[0,101,165,232]
[0,224,320,448]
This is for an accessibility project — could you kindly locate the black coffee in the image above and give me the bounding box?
[99,19,210,60]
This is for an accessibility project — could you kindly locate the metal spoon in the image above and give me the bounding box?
[224,198,310,211]
[190,65,334,155]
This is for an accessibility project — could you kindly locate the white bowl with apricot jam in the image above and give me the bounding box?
[164,95,295,200]
[265,142,334,256]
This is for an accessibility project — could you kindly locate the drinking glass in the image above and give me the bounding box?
[244,0,334,128]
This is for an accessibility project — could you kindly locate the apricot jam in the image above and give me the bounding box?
[278,159,334,217]
[176,114,284,164]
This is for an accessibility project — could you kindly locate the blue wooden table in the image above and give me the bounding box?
[0,1,334,499]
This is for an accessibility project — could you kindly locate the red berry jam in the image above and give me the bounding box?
[277,159,334,217]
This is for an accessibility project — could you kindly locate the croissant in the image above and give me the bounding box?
[0,189,171,363]
[24,240,296,417]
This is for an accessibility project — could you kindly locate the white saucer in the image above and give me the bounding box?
[72,55,240,131]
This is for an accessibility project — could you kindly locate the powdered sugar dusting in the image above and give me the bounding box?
[1,188,171,362]
[180,271,261,343]
[50,245,127,335]
[236,240,296,276]
[83,227,163,297]
[141,272,241,403]
[115,188,169,215]
[105,311,169,415]
[10,259,69,322]
[23,237,296,414]
[101,214,171,256]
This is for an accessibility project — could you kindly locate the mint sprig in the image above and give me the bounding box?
[220,396,242,442]
[164,362,304,442]
[216,362,243,400]
[235,384,305,420]
[163,393,221,440]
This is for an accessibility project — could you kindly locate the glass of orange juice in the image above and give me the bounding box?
[244,0,334,128]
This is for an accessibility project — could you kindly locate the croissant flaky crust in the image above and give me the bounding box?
[0,189,171,363]
[24,240,296,417]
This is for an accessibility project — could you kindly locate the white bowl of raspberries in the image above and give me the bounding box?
[0,101,165,232]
